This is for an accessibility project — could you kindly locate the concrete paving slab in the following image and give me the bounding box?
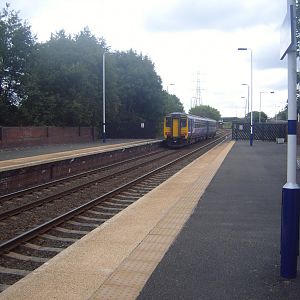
[138,140,300,300]
[0,139,233,300]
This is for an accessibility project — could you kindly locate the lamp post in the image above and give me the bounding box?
[238,48,253,146]
[102,51,116,143]
[241,83,249,118]
[259,91,274,123]
[241,97,247,118]
[102,52,106,142]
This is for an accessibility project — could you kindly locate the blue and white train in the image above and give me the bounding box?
[163,112,217,147]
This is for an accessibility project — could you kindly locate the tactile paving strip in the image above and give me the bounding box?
[0,141,234,300]
[89,141,235,300]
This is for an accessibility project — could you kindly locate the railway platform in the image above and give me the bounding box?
[0,140,300,299]
[0,139,161,170]
[0,139,162,195]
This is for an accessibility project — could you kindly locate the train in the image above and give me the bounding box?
[163,112,217,147]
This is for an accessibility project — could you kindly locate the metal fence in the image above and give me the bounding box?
[232,122,287,141]
[106,122,158,139]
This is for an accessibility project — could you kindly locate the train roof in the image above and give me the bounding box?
[165,112,216,123]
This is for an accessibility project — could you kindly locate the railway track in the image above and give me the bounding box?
[0,133,231,292]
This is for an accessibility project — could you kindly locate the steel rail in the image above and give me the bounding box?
[0,133,230,254]
[0,148,166,203]
[0,148,181,221]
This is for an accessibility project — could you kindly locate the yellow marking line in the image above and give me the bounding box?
[0,141,235,300]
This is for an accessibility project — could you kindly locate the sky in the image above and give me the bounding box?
[8,0,294,118]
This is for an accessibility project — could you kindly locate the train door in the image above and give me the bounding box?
[172,118,179,137]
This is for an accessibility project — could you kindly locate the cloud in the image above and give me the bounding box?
[145,0,285,32]
[254,48,286,70]
[254,41,287,70]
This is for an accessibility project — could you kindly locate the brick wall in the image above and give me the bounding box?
[0,126,96,149]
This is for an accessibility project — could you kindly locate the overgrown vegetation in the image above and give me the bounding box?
[189,104,221,121]
[0,3,184,130]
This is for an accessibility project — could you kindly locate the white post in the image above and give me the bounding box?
[247,84,250,116]
[286,6,297,186]
[238,48,253,145]
[280,0,300,279]
[250,49,253,145]
[259,92,262,123]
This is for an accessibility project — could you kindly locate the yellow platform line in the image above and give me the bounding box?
[0,140,158,171]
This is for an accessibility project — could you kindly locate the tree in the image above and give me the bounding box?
[189,104,221,121]
[21,28,108,126]
[162,91,184,114]
[276,109,288,121]
[0,3,36,125]
[245,111,268,123]
[114,50,164,124]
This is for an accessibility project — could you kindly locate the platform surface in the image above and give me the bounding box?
[1,140,300,300]
[0,139,159,171]
[138,141,300,300]
[0,139,233,299]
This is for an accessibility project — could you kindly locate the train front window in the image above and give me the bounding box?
[166,117,171,127]
[180,118,187,128]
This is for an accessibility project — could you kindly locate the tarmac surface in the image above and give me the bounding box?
[138,141,300,300]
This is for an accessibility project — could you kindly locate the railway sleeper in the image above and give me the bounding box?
[54,227,89,235]
[41,234,78,243]
[24,243,62,253]
[103,201,128,207]
[0,266,30,276]
[88,210,114,217]
[67,220,99,228]
[5,252,48,263]
[95,205,123,211]
[76,215,105,223]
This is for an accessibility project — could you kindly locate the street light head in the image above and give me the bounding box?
[238,47,248,51]
[270,91,275,94]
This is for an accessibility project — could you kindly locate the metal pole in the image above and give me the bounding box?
[102,52,106,143]
[259,92,262,123]
[250,49,253,146]
[280,0,300,279]
[242,83,250,119]
[239,49,253,144]
[247,85,250,117]
[241,97,247,117]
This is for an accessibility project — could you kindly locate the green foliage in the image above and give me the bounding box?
[276,109,288,121]
[162,91,184,114]
[245,111,268,123]
[0,3,185,133]
[0,3,36,125]
[188,104,221,121]
[21,27,107,126]
[113,50,163,123]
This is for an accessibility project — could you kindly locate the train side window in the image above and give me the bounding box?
[181,118,187,128]
[166,117,171,127]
